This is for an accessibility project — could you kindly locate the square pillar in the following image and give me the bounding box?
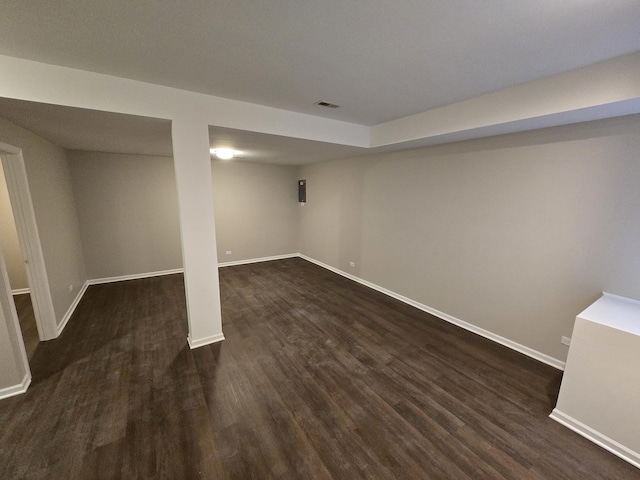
[171,118,224,348]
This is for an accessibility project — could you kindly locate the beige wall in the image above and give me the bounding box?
[0,117,86,325]
[68,151,182,279]
[67,153,300,280]
[299,114,640,363]
[212,160,300,262]
[0,166,27,291]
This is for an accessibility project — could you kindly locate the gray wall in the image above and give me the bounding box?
[67,153,300,280]
[299,114,640,363]
[0,166,27,291]
[68,151,182,279]
[212,160,300,262]
[0,117,86,325]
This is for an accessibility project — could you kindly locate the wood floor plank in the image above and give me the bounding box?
[1,259,638,479]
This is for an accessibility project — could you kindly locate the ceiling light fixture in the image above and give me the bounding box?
[211,148,238,160]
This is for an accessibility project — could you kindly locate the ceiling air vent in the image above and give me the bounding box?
[314,101,340,108]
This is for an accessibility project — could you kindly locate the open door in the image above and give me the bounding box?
[0,143,58,341]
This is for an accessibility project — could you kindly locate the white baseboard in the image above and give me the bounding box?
[0,373,31,400]
[88,268,185,286]
[218,253,298,268]
[298,254,565,371]
[11,288,30,295]
[187,333,225,349]
[57,281,90,336]
[550,409,640,469]
[55,256,565,371]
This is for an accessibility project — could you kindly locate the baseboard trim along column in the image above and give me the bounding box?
[188,333,225,349]
[298,253,565,371]
[550,409,640,469]
[57,281,90,336]
[0,373,31,400]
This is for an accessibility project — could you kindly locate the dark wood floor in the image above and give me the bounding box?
[0,258,637,479]
[13,293,39,360]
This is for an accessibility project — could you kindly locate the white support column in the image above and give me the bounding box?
[171,118,224,348]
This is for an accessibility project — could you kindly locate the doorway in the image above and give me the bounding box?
[0,165,38,358]
[0,143,58,383]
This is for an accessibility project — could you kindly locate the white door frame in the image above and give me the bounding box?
[1,143,58,341]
